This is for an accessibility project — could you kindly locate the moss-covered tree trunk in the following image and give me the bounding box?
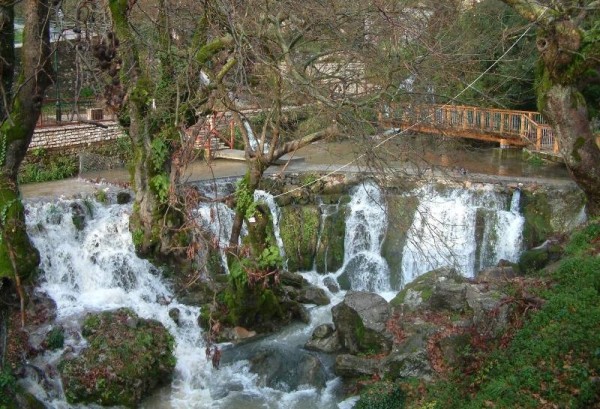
[501,0,600,216]
[0,0,52,284]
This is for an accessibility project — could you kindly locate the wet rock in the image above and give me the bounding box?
[332,291,392,355]
[297,286,330,306]
[390,267,461,311]
[478,264,516,280]
[323,277,340,293]
[70,202,87,231]
[168,308,180,325]
[116,191,132,204]
[335,354,379,378]
[429,280,468,312]
[305,324,341,353]
[59,308,175,407]
[222,343,327,391]
[315,204,346,274]
[279,271,307,288]
[250,346,327,390]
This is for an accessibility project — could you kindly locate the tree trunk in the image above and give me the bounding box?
[0,0,52,283]
[545,85,600,216]
[229,159,265,248]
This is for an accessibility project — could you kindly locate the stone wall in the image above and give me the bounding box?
[29,121,123,151]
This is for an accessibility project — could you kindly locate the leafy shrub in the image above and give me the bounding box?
[355,381,406,409]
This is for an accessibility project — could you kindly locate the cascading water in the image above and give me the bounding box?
[25,195,346,408]
[401,185,524,283]
[21,178,529,408]
[334,181,391,293]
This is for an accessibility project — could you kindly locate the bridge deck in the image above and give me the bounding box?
[382,104,559,156]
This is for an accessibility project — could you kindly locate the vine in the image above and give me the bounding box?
[234,175,258,219]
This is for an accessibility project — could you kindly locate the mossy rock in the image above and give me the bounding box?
[390,267,461,309]
[518,247,550,273]
[315,203,347,274]
[520,190,555,248]
[280,205,320,272]
[59,308,175,407]
[381,195,419,290]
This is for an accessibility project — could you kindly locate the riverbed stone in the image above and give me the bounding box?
[332,291,392,354]
[297,286,330,306]
[58,308,175,407]
[335,354,380,378]
[305,324,341,353]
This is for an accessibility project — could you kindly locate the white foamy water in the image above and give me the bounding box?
[401,185,524,283]
[25,198,344,408]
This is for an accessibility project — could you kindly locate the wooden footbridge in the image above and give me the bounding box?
[381,104,558,155]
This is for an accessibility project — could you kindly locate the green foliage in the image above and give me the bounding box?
[419,221,600,408]
[46,327,65,350]
[235,175,258,219]
[150,137,170,172]
[94,189,108,204]
[132,228,144,248]
[18,155,78,184]
[355,381,406,409]
[0,368,17,406]
[256,244,283,271]
[150,174,170,203]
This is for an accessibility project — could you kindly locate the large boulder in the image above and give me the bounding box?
[335,354,380,378]
[58,309,175,407]
[390,267,465,311]
[332,291,392,355]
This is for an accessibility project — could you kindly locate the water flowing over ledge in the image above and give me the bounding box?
[21,176,582,408]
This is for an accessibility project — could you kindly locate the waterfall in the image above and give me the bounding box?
[24,198,344,408]
[26,200,212,407]
[401,185,524,282]
[254,190,286,261]
[335,181,391,292]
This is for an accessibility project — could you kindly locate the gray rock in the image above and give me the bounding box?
[297,286,330,306]
[323,277,340,293]
[116,191,132,204]
[332,291,392,354]
[335,354,380,378]
[305,324,341,353]
[380,348,432,381]
[169,308,180,326]
[466,285,510,336]
[225,344,328,391]
[429,280,468,312]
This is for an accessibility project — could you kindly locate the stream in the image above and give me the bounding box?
[18,174,538,408]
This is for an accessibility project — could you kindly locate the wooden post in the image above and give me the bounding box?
[552,130,559,154]
[536,126,542,151]
[230,119,234,149]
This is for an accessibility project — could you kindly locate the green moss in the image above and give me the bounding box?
[280,205,320,272]
[315,204,346,274]
[45,327,65,350]
[59,309,175,407]
[520,190,553,247]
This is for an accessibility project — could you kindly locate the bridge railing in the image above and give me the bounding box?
[389,104,558,154]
